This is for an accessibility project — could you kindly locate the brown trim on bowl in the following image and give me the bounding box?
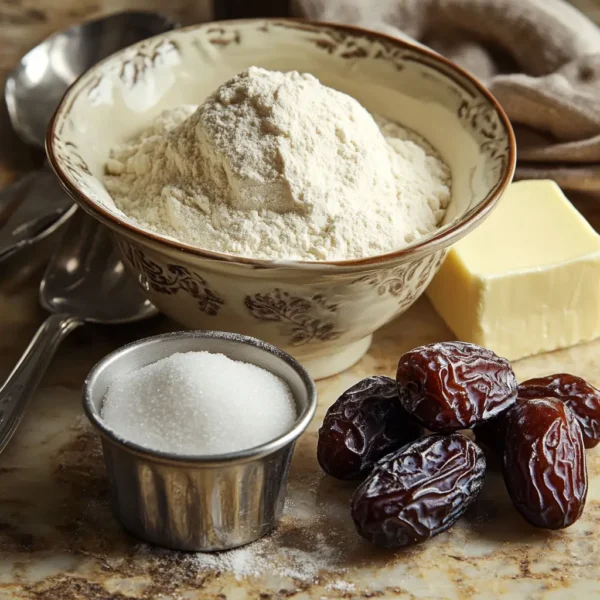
[46,17,516,270]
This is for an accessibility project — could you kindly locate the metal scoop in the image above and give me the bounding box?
[0,210,157,453]
[0,11,177,263]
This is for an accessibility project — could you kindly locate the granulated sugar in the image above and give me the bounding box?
[105,67,451,261]
[101,351,296,455]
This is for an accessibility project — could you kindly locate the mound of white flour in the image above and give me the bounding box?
[104,67,451,261]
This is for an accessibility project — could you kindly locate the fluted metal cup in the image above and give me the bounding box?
[83,331,317,551]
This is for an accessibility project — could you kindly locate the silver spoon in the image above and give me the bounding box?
[0,210,157,453]
[0,11,177,263]
[0,167,73,263]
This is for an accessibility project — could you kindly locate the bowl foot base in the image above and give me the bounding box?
[292,335,373,380]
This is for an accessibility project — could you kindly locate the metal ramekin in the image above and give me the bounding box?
[83,330,317,551]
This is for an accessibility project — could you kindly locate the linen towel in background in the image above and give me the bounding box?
[293,0,600,193]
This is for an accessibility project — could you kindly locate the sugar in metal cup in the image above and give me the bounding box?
[83,331,317,551]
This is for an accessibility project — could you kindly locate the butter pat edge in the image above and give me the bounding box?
[426,180,600,360]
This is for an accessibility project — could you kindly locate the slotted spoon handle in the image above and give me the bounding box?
[0,313,84,453]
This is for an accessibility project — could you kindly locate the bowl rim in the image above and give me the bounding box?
[47,17,516,269]
[82,330,318,466]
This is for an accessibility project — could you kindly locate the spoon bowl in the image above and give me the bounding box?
[40,210,156,323]
[0,11,178,265]
[5,10,177,149]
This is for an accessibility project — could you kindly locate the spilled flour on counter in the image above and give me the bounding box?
[190,531,341,582]
[105,67,451,261]
[191,473,369,591]
[188,471,357,583]
[132,470,365,589]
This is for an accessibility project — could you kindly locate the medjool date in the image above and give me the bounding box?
[396,342,517,431]
[518,374,600,449]
[504,398,587,530]
[317,376,422,480]
[351,433,486,548]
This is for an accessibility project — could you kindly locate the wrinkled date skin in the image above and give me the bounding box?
[518,374,600,449]
[396,342,518,431]
[351,433,486,548]
[504,398,588,530]
[317,376,423,480]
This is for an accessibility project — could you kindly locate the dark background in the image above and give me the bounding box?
[214,0,292,19]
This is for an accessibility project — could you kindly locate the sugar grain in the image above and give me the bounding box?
[101,351,297,455]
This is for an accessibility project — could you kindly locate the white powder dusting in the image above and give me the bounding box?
[104,67,451,261]
[100,351,296,455]
[178,471,363,588]
[326,580,356,592]
[127,471,371,591]
[190,530,341,582]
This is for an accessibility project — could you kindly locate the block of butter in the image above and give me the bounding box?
[426,180,600,360]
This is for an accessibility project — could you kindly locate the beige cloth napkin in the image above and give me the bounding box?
[292,0,600,192]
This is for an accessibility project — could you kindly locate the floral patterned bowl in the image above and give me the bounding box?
[47,19,515,379]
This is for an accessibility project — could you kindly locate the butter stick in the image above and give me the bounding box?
[426,180,600,360]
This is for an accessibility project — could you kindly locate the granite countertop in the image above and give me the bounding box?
[2,2,600,599]
[2,276,600,599]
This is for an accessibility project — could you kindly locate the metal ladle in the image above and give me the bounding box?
[0,210,158,453]
[0,11,177,263]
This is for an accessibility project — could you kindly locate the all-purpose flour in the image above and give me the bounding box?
[104,67,451,261]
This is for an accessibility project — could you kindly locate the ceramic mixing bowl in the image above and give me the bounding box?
[47,19,515,379]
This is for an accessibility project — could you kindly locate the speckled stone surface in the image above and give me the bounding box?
[1,283,600,599]
[2,2,600,598]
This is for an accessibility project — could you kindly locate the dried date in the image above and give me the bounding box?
[504,398,587,530]
[317,376,423,480]
[396,342,517,431]
[351,433,486,548]
[518,374,600,449]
